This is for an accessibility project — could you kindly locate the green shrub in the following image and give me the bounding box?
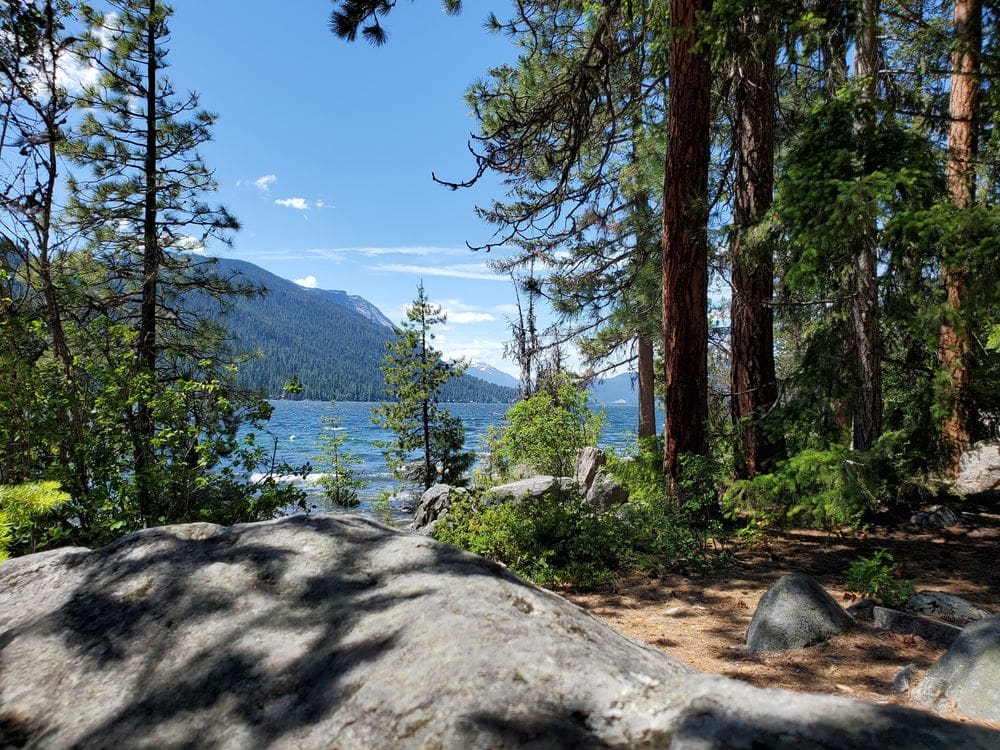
[846,548,915,608]
[313,405,368,507]
[435,477,709,590]
[487,375,603,480]
[0,481,69,562]
[721,437,914,531]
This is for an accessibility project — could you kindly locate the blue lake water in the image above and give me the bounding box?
[253,400,649,518]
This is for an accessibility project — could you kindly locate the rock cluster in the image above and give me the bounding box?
[409,447,628,533]
[1,515,995,749]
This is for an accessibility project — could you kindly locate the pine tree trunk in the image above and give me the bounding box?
[940,0,980,473]
[662,0,712,485]
[850,0,883,452]
[420,311,433,490]
[637,334,656,439]
[730,9,782,478]
[136,2,158,521]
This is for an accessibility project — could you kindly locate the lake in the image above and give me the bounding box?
[254,400,650,519]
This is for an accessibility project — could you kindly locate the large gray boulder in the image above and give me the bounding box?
[575,447,629,510]
[586,472,630,510]
[953,442,1000,497]
[408,483,467,532]
[483,475,580,505]
[915,615,1000,723]
[747,572,855,654]
[0,516,996,749]
[576,446,607,489]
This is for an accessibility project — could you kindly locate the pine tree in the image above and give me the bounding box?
[65,0,239,523]
[939,0,981,472]
[314,404,368,507]
[372,283,473,490]
[661,0,713,485]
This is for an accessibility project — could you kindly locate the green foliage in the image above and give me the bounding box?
[438,438,717,591]
[434,485,706,591]
[371,490,394,526]
[487,375,604,480]
[0,482,69,562]
[313,405,368,507]
[372,283,475,489]
[846,549,915,608]
[724,447,868,531]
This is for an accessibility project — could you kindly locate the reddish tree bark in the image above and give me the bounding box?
[637,334,656,439]
[940,0,981,473]
[730,8,783,478]
[662,0,712,485]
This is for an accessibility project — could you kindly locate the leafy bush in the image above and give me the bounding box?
[0,481,69,561]
[437,444,712,590]
[721,435,916,531]
[846,548,914,608]
[486,375,603,480]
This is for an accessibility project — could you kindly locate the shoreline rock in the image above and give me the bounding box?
[0,516,996,748]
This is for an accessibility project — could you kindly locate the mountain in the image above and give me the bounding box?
[303,287,394,329]
[208,257,516,403]
[465,361,520,389]
[589,373,638,405]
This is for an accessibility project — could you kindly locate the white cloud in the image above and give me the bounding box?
[315,199,334,209]
[172,235,206,254]
[53,14,119,95]
[275,197,309,210]
[372,263,503,282]
[445,311,496,324]
[254,174,277,191]
[293,275,318,288]
[493,303,521,315]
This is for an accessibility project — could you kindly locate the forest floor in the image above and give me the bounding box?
[565,501,1000,729]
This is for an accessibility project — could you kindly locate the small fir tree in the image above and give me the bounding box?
[372,283,473,490]
[313,404,367,507]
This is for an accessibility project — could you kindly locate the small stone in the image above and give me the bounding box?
[873,606,963,647]
[891,663,919,693]
[906,591,992,626]
[909,505,960,530]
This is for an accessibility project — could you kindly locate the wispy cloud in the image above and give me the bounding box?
[373,263,503,282]
[53,17,119,95]
[293,275,318,288]
[446,311,496,324]
[254,174,277,191]
[275,197,309,210]
[237,250,308,261]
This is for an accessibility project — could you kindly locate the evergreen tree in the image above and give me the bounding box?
[65,0,240,524]
[372,283,473,490]
[314,404,367,507]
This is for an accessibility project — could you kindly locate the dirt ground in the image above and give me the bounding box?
[565,504,1000,729]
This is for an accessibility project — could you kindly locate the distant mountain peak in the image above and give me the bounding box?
[302,287,394,330]
[465,361,519,388]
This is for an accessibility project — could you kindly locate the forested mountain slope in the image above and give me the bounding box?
[212,258,514,403]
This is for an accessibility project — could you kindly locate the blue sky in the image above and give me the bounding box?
[159,1,531,375]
